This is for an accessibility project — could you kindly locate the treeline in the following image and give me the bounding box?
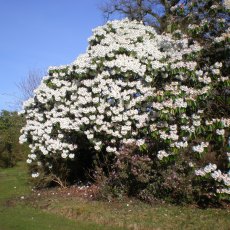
[0,110,29,167]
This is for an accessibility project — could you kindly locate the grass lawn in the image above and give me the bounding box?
[0,162,230,230]
[34,195,230,230]
[0,163,119,230]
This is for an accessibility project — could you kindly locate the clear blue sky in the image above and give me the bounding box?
[0,0,108,111]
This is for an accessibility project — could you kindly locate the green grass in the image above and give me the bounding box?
[0,205,118,230]
[37,196,230,230]
[0,162,30,203]
[0,162,230,230]
[0,163,118,230]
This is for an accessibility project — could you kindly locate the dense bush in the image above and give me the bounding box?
[20,18,229,203]
[0,110,28,168]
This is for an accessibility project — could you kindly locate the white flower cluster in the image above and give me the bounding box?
[195,163,230,194]
[157,150,170,160]
[31,172,40,178]
[192,142,209,154]
[195,163,217,176]
[216,129,225,136]
[223,0,230,9]
[213,27,230,43]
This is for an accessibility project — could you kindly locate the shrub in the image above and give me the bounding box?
[20,19,229,203]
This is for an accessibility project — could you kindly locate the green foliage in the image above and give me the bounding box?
[0,110,29,168]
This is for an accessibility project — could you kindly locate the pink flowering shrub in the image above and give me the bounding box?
[20,19,229,203]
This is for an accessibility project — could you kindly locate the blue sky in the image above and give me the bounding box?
[0,0,109,111]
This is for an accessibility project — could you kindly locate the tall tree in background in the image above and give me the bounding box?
[101,0,182,32]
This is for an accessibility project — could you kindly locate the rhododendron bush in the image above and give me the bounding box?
[19,19,230,202]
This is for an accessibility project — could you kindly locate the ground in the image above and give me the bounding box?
[1,162,230,230]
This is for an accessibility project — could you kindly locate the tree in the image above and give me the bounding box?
[101,0,230,35]
[17,69,43,102]
[101,0,182,32]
